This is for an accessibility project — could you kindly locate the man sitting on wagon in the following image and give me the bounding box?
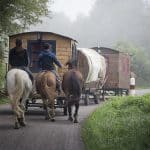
[9,38,34,83]
[38,43,63,95]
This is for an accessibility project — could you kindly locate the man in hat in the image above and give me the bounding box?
[38,43,63,94]
[9,38,34,83]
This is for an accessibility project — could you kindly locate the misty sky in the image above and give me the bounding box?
[51,0,96,22]
[29,0,150,50]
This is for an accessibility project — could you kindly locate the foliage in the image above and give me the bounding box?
[0,35,8,87]
[0,0,51,34]
[0,34,9,60]
[82,95,150,150]
[0,96,9,104]
[114,41,150,87]
[0,63,6,88]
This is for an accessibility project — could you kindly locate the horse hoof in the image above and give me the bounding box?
[68,117,73,122]
[45,117,50,120]
[18,118,26,127]
[20,121,26,127]
[14,123,20,129]
[74,120,78,123]
[51,118,55,122]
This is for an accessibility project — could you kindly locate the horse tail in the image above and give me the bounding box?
[70,72,82,97]
[23,75,32,101]
[14,72,24,101]
[42,72,54,99]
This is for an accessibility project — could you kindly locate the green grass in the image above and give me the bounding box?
[82,95,150,150]
[0,96,10,104]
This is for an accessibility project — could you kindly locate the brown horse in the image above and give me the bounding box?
[62,67,83,123]
[35,71,56,121]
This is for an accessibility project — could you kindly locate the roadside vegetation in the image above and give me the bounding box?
[0,0,51,105]
[82,95,150,150]
[0,96,9,105]
[0,62,9,105]
[115,41,150,87]
[0,62,6,87]
[0,0,51,34]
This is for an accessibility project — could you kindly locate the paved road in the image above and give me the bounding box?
[1,89,149,150]
[0,101,99,150]
[135,89,150,96]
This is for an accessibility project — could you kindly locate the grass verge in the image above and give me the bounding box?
[82,95,150,150]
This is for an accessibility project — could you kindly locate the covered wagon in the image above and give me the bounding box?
[77,48,107,105]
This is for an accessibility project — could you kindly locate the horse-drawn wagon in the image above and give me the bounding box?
[8,32,131,109]
[93,47,131,97]
[9,31,77,112]
[75,47,131,105]
[77,48,107,105]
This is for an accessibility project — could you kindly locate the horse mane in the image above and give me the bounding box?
[65,59,77,70]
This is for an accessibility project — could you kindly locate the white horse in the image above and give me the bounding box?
[6,68,32,129]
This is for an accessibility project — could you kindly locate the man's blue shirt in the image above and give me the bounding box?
[38,50,62,70]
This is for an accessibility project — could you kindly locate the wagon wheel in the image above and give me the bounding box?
[31,98,36,103]
[101,89,105,101]
[63,100,67,115]
[94,94,99,104]
[126,89,129,96]
[84,93,89,105]
[25,99,29,111]
[63,106,67,116]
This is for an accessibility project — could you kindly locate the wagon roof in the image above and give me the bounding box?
[9,31,77,42]
[92,47,131,55]
[92,47,120,53]
[100,47,120,53]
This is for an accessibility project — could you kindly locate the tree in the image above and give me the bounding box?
[115,41,150,87]
[0,0,51,34]
[0,0,52,87]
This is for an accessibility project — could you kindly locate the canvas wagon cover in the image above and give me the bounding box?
[77,48,106,84]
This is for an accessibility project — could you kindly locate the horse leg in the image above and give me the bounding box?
[18,96,28,126]
[17,105,26,127]
[49,99,55,122]
[74,101,79,123]
[11,100,21,129]
[43,99,51,120]
[47,92,55,122]
[68,102,73,121]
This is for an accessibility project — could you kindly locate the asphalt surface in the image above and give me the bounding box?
[1,89,150,150]
[135,89,150,96]
[0,100,100,150]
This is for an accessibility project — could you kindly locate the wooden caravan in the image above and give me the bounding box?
[93,47,131,95]
[9,31,77,112]
[9,31,77,77]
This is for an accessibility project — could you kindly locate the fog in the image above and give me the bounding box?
[30,0,150,50]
